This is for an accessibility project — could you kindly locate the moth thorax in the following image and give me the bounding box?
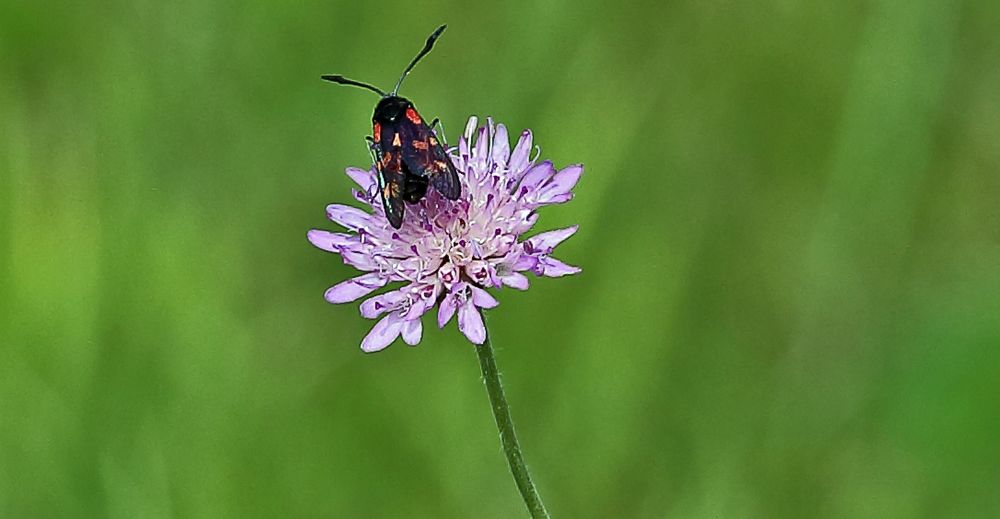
[373,96,412,123]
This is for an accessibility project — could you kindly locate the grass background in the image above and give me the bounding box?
[2,1,999,517]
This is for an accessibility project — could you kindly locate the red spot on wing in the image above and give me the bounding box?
[405,107,422,125]
[373,122,381,141]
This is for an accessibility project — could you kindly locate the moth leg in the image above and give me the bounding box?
[429,118,449,148]
[365,136,379,157]
[363,137,380,199]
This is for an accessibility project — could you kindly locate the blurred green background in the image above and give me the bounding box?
[2,1,999,517]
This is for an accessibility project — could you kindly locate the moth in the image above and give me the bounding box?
[322,24,461,229]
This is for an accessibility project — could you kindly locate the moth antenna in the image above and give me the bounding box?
[391,24,447,95]
[321,75,387,97]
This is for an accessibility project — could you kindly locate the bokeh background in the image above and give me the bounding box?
[2,1,999,517]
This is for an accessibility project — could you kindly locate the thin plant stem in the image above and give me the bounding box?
[476,320,550,519]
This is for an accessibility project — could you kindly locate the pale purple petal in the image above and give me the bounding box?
[475,125,489,159]
[458,135,470,163]
[513,254,539,271]
[414,282,440,306]
[339,247,376,271]
[352,188,373,206]
[526,226,579,253]
[537,164,583,202]
[401,319,422,346]
[500,272,530,290]
[307,229,353,252]
[326,204,370,230]
[437,293,457,328]
[512,210,539,235]
[538,256,582,277]
[346,167,376,191]
[438,262,460,288]
[457,299,486,344]
[518,161,555,193]
[532,192,573,206]
[404,296,432,320]
[360,289,407,319]
[361,313,403,353]
[470,286,499,309]
[508,130,533,175]
[465,260,496,287]
[472,127,489,169]
[324,273,386,304]
[492,124,510,166]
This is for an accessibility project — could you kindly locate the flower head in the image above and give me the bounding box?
[308,117,582,352]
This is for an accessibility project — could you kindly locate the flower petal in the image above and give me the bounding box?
[458,137,470,163]
[500,272,530,290]
[508,129,533,176]
[339,246,376,271]
[538,256,582,277]
[537,164,583,202]
[307,229,353,252]
[511,210,539,236]
[470,286,499,309]
[326,204,370,230]
[526,226,579,254]
[531,192,573,206]
[457,299,486,344]
[360,289,407,319]
[465,260,497,287]
[437,292,457,328]
[492,123,510,166]
[513,254,539,271]
[361,313,403,353]
[518,161,555,193]
[346,167,376,192]
[324,273,386,304]
[404,296,432,320]
[475,126,489,161]
[438,262,460,289]
[401,319,422,346]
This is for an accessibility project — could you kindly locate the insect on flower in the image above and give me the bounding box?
[321,24,461,229]
[309,117,583,351]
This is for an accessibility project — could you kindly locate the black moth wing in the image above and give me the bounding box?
[399,119,462,200]
[383,119,430,203]
[373,131,406,229]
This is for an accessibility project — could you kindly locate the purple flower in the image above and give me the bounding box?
[308,117,582,352]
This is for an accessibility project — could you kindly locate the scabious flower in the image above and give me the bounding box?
[308,116,582,352]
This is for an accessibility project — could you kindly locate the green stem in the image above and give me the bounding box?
[476,322,550,519]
